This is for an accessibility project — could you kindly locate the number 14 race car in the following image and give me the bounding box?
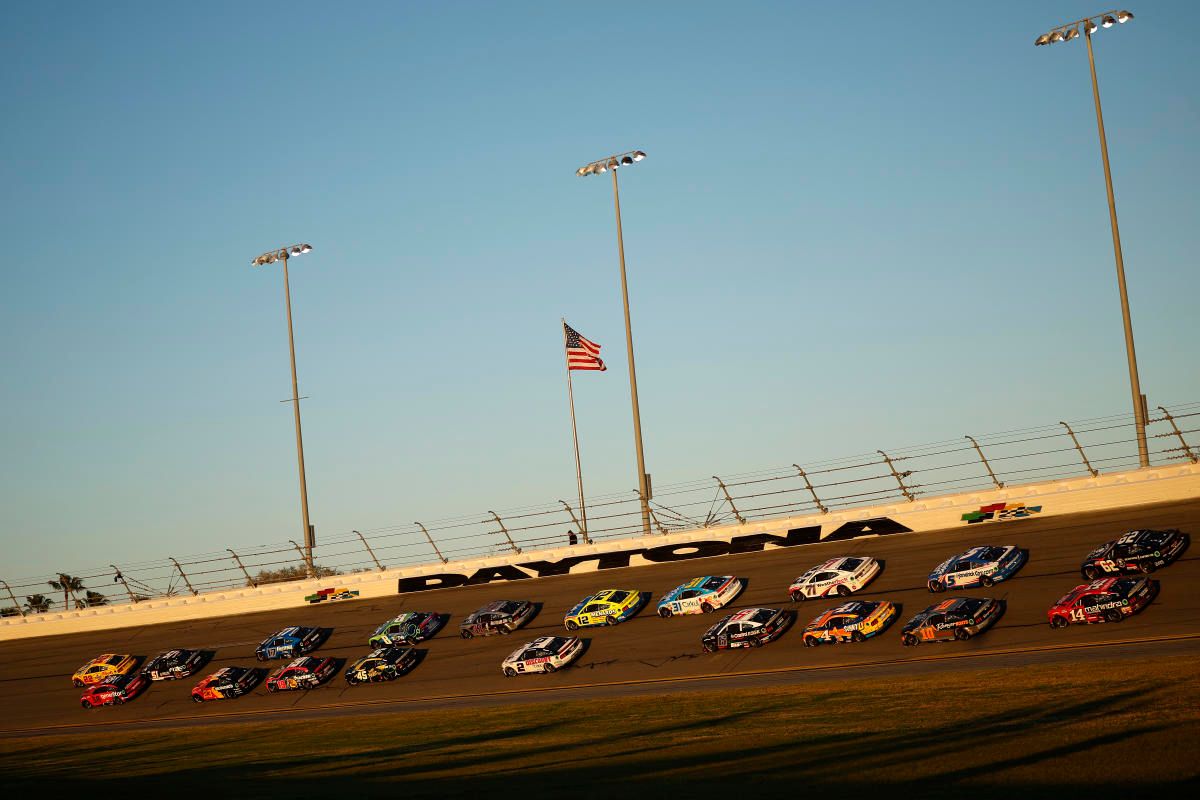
[1080,529,1189,580]
[1047,577,1159,628]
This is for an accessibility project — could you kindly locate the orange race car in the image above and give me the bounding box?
[72,654,138,687]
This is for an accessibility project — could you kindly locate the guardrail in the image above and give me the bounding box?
[3,402,1197,618]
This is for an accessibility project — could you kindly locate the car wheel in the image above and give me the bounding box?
[1083,566,1099,581]
[565,620,578,631]
[702,641,716,653]
[980,576,994,588]
[114,696,125,705]
[606,615,618,626]
[955,628,972,641]
[835,584,851,597]
[544,664,556,674]
[701,602,714,614]
[256,654,266,662]
[460,630,473,639]
[902,634,918,647]
[1050,616,1069,629]
[499,627,511,635]
[750,638,762,648]
[80,700,91,710]
[1143,562,1157,574]
[851,631,866,643]
[503,667,517,678]
[790,591,805,602]
[658,607,672,618]
[804,636,819,648]
[267,683,278,693]
[191,694,204,703]
[1105,609,1123,623]
[928,581,945,593]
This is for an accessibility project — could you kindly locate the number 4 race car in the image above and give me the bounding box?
[191,666,261,703]
[72,654,138,687]
[80,672,150,709]
[802,600,897,646]
[657,576,744,617]
[344,646,419,685]
[564,589,647,630]
[255,626,324,661]
[502,636,584,676]
[1047,577,1159,628]
[142,649,205,681]
[266,656,337,692]
[701,607,792,652]
[459,600,536,638]
[369,612,445,646]
[900,597,1002,646]
[1080,529,1190,580]
[927,545,1026,592]
[788,557,881,601]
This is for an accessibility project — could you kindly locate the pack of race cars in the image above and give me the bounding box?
[71,527,1189,708]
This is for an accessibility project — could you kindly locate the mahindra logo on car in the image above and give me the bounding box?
[398,517,912,594]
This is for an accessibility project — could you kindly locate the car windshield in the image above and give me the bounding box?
[497,601,521,614]
[749,609,775,624]
[953,599,985,616]
[608,591,630,604]
[703,577,726,590]
[840,558,864,571]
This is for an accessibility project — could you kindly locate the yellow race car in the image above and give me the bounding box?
[564,589,646,630]
[72,653,138,687]
[802,600,897,646]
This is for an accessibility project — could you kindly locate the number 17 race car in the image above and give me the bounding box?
[1047,577,1159,628]
[1080,529,1190,580]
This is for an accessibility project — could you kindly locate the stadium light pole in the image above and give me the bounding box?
[1035,10,1149,468]
[251,243,317,576]
[576,150,652,536]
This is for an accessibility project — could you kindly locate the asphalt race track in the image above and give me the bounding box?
[2,498,1198,735]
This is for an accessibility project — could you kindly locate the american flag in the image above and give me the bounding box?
[564,322,606,372]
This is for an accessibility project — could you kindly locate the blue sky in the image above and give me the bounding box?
[1,1,1197,581]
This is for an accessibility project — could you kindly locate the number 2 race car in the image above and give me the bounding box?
[502,636,584,676]
[142,648,205,681]
[72,653,138,687]
[657,575,744,617]
[900,597,1002,646]
[344,646,419,685]
[701,607,792,652]
[802,600,897,646]
[369,612,445,646]
[788,557,881,601]
[1080,529,1190,580]
[80,672,150,709]
[564,589,647,630]
[459,600,536,638]
[191,666,261,703]
[927,545,1026,592]
[266,656,337,692]
[255,626,324,661]
[1047,577,1159,628]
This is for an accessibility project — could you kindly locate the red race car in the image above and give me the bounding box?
[1047,577,1159,628]
[80,672,149,709]
[265,656,337,692]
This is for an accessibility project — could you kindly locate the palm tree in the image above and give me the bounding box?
[48,574,85,611]
[24,594,52,613]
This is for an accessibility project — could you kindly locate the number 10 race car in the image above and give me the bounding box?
[900,598,1001,646]
[1080,529,1190,580]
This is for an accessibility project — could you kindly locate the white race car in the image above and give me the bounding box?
[657,575,744,617]
[501,636,583,677]
[928,545,1026,592]
[789,556,881,601]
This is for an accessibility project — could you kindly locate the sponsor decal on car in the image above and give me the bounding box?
[961,502,1042,524]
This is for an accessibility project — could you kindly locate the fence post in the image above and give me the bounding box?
[965,435,1004,488]
[110,565,137,604]
[1059,422,1099,477]
[559,500,590,545]
[487,511,522,554]
[1157,406,1198,464]
[713,475,746,524]
[169,558,198,596]
[414,522,448,564]
[877,450,916,501]
[287,540,309,569]
[792,464,828,513]
[634,490,670,535]
[228,548,256,588]
[1,580,24,617]
[353,530,384,571]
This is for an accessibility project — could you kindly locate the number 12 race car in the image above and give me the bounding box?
[266,656,337,692]
[802,600,897,646]
[1080,529,1190,580]
[927,545,1026,592]
[657,576,744,617]
[502,636,584,676]
[788,557,881,601]
[80,672,150,709]
[701,607,792,652]
[142,649,205,681]
[564,589,647,630]
[1047,577,1159,628]
[900,598,1001,646]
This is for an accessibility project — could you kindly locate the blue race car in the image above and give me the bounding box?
[927,545,1026,592]
[255,626,324,661]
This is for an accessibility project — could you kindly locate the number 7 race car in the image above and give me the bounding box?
[657,576,744,617]
[900,597,1001,646]
[788,557,881,601]
[1080,529,1190,580]
[701,607,792,652]
[266,656,337,692]
[564,589,647,630]
[802,600,897,646]
[1047,577,1159,628]
[502,636,584,676]
[927,545,1026,592]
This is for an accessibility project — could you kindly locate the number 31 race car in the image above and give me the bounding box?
[502,636,584,676]
[1047,577,1159,628]
[927,545,1026,592]
[657,576,744,617]
[1080,529,1189,580]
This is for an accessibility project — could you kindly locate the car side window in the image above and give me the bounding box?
[927,614,944,626]
[583,604,601,614]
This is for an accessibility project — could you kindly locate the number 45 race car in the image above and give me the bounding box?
[1080,529,1189,580]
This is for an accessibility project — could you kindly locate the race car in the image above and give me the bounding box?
[369,612,445,647]
[1080,529,1190,580]
[459,600,536,638]
[80,672,150,709]
[344,646,419,685]
[788,556,881,601]
[72,654,138,687]
[1047,577,1159,628]
[928,545,1026,592]
[142,648,205,681]
[190,666,261,702]
[900,597,1001,646]
[801,600,897,646]
[657,575,744,617]
[701,607,792,652]
[255,626,324,660]
[564,589,647,630]
[501,636,584,676]
[265,656,337,692]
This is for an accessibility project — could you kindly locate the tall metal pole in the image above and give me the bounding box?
[280,253,316,575]
[1083,26,1150,468]
[610,167,652,536]
[561,320,590,544]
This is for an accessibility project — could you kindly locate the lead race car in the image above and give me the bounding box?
[1080,529,1190,580]
[501,636,584,676]
[657,575,744,617]
[266,656,337,692]
[344,646,419,685]
[701,607,792,652]
[927,545,1026,592]
[459,600,536,638]
[142,648,205,681]
[191,666,261,702]
[255,626,324,661]
[788,557,881,601]
[900,597,1002,646]
[802,600,897,646]
[1047,577,1159,628]
[369,612,445,646]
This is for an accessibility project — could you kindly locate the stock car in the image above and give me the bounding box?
[142,648,205,681]
[459,600,536,638]
[369,612,445,646]
[255,626,324,661]
[928,545,1026,592]
[1047,577,1159,628]
[501,636,584,676]
[344,646,419,685]
[191,666,260,702]
[801,600,898,646]
[564,589,647,630]
[657,576,744,617]
[72,654,138,687]
[80,672,150,709]
[788,556,881,601]
[265,656,337,692]
[701,607,792,652]
[900,597,1002,646]
[1080,529,1190,580]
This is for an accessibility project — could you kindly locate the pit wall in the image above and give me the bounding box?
[2,463,1197,642]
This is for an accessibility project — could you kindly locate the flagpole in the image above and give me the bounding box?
[561,320,590,544]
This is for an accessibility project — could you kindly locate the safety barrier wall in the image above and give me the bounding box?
[2,461,1197,641]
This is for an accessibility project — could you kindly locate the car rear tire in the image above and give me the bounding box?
[565,620,578,631]
[835,584,851,597]
[955,628,972,641]
[701,602,714,614]
[267,683,278,693]
[544,664,556,674]
[980,576,994,588]
[1083,566,1100,581]
[1050,616,1069,629]
[659,607,672,618]
[73,679,84,688]
[114,696,125,705]
[851,631,866,643]
[503,667,517,678]
[1105,609,1123,623]
[460,630,473,639]
[749,638,762,648]
[80,700,91,710]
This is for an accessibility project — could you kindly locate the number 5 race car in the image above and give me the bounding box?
[459,600,536,638]
[255,626,325,661]
[369,612,445,646]
[1080,529,1190,580]
[344,646,419,685]
[502,636,584,676]
[802,600,897,646]
[900,597,1002,646]
[1047,577,1159,628]
[564,589,647,630]
[788,557,881,601]
[701,607,792,652]
[72,654,139,687]
[927,545,1026,592]
[80,672,150,709]
[266,656,337,692]
[657,576,744,617]
[191,666,261,702]
[142,649,205,681]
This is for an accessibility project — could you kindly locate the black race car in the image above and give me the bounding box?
[1081,529,1190,580]
[142,648,204,681]
[344,646,419,685]
[900,597,1002,646]
[701,607,792,652]
[459,600,536,638]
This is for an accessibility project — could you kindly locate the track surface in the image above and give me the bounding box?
[3,499,1197,735]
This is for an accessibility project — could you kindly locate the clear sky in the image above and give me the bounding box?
[2,2,1197,582]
